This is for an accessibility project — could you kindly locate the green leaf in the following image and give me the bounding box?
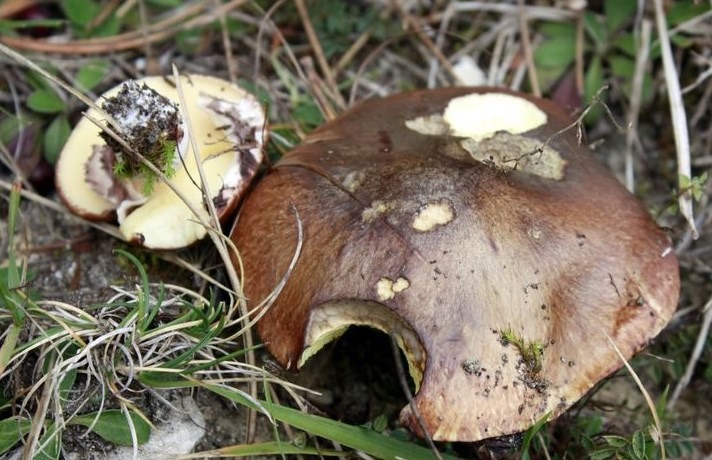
[0,418,31,454]
[70,410,151,446]
[520,413,550,460]
[578,414,604,437]
[146,0,183,6]
[604,435,629,448]
[591,448,618,460]
[670,34,694,49]
[610,55,635,78]
[371,414,388,433]
[27,90,64,114]
[201,441,344,457]
[60,0,100,27]
[584,55,604,122]
[583,12,606,50]
[631,430,647,459]
[292,101,325,131]
[534,37,576,68]
[0,18,65,32]
[538,21,576,39]
[58,368,78,404]
[91,14,120,38]
[75,61,108,92]
[34,423,61,460]
[0,324,21,377]
[205,383,457,460]
[604,0,637,32]
[237,79,272,106]
[43,116,71,165]
[613,33,636,56]
[667,0,709,26]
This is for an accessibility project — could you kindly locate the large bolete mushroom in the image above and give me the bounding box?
[230,87,679,441]
[56,75,265,249]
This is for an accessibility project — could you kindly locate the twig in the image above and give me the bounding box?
[625,19,652,192]
[517,0,540,97]
[294,0,346,110]
[215,0,238,84]
[170,65,259,444]
[137,0,159,75]
[0,0,249,55]
[22,355,56,460]
[348,39,393,105]
[575,9,585,100]
[668,294,712,409]
[335,27,373,76]
[392,0,463,85]
[0,178,124,241]
[452,1,577,21]
[652,0,698,239]
[390,336,442,460]
[604,331,666,460]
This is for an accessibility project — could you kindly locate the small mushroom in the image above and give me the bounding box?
[56,75,265,249]
[229,88,679,441]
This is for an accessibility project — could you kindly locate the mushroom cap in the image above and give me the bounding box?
[56,74,265,249]
[230,87,679,441]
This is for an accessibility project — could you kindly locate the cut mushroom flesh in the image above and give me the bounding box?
[56,75,266,249]
[230,87,680,441]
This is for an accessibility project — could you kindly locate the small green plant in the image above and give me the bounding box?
[534,0,707,122]
[586,390,694,460]
[499,328,545,374]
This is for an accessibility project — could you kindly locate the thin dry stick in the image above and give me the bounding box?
[452,1,577,21]
[0,0,39,18]
[348,39,393,105]
[605,331,666,460]
[301,57,338,121]
[170,65,258,443]
[652,0,698,239]
[137,0,159,75]
[668,294,712,409]
[625,19,652,193]
[0,78,34,191]
[294,0,346,110]
[0,1,206,53]
[392,0,463,85]
[21,356,56,460]
[427,2,453,88]
[0,178,125,241]
[215,0,238,84]
[87,0,121,31]
[488,27,508,86]
[575,9,585,98]
[390,337,442,460]
[517,0,540,97]
[335,28,372,75]
[0,0,248,55]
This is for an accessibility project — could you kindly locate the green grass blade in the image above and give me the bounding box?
[0,323,21,375]
[205,384,458,460]
[113,249,150,329]
[70,410,151,446]
[34,423,61,460]
[0,417,31,454]
[186,441,344,457]
[263,402,457,460]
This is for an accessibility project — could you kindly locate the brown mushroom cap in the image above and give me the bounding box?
[56,75,265,249]
[230,87,679,441]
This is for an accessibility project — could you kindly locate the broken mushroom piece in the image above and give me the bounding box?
[56,75,265,249]
[230,88,679,441]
